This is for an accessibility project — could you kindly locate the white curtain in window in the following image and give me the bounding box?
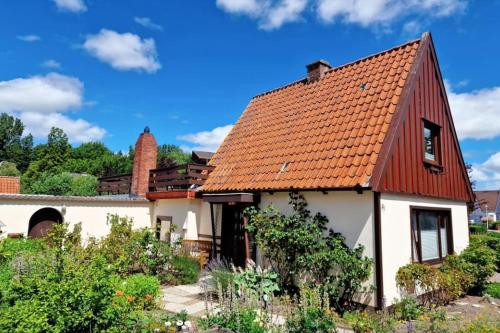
[420,212,439,261]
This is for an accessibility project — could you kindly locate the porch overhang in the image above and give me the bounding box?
[202,192,256,203]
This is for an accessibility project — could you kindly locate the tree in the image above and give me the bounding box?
[0,113,33,171]
[0,161,21,177]
[22,127,71,192]
[157,144,191,166]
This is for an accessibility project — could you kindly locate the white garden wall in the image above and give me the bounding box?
[379,193,469,305]
[0,196,153,240]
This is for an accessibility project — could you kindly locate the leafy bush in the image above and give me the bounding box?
[245,193,372,312]
[455,320,500,333]
[0,223,163,332]
[471,233,500,272]
[116,274,160,310]
[100,214,173,280]
[343,311,375,333]
[460,242,496,293]
[168,256,200,285]
[485,282,500,298]
[286,287,337,333]
[393,296,423,321]
[0,161,21,176]
[233,260,279,299]
[28,172,98,196]
[469,223,487,234]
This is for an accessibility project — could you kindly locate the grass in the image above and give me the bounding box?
[485,283,500,298]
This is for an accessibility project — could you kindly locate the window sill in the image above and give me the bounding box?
[424,160,444,173]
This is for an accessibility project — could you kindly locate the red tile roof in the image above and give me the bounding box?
[475,191,500,212]
[0,176,20,194]
[203,37,421,192]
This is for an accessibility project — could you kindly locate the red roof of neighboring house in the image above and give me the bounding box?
[0,176,20,194]
[204,37,421,192]
[475,190,500,212]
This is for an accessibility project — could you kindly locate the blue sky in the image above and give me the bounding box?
[0,0,499,189]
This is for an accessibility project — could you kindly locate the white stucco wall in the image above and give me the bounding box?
[0,197,153,240]
[379,193,469,305]
[153,198,221,241]
[260,191,376,305]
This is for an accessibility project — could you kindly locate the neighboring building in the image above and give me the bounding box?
[470,190,500,223]
[0,32,473,309]
[202,32,473,308]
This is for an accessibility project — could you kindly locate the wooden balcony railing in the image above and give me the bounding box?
[149,163,215,192]
[97,173,132,195]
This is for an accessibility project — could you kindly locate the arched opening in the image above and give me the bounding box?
[28,208,63,239]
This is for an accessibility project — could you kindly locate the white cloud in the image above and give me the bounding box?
[215,0,466,30]
[178,125,233,152]
[42,59,62,69]
[316,0,466,26]
[52,0,87,13]
[0,73,83,114]
[216,0,308,30]
[471,152,500,190]
[20,112,106,143]
[446,81,500,140]
[0,73,105,143]
[17,35,41,42]
[134,17,164,31]
[83,29,161,73]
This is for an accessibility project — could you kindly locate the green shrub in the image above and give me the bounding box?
[116,274,160,310]
[233,260,279,299]
[393,296,423,321]
[245,193,372,312]
[485,282,500,298]
[0,223,160,332]
[100,214,173,280]
[469,223,487,234]
[343,311,375,333]
[471,233,500,272]
[286,287,337,333]
[199,307,266,333]
[455,320,500,333]
[168,256,200,285]
[204,258,235,293]
[461,242,496,293]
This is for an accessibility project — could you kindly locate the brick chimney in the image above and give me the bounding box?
[131,127,157,196]
[306,59,332,82]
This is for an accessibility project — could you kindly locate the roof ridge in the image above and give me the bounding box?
[252,35,423,99]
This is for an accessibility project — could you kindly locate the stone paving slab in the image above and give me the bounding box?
[160,284,211,317]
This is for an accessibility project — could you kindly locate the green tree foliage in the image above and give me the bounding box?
[0,113,33,172]
[28,172,98,196]
[0,161,21,176]
[157,144,191,166]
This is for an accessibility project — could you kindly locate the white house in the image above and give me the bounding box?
[0,32,473,309]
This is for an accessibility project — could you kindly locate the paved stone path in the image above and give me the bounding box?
[159,284,209,317]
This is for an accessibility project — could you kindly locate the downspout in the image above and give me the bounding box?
[374,192,385,309]
[210,203,217,259]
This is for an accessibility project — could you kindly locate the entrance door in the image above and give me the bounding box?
[220,204,246,267]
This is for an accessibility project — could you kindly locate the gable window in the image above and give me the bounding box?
[411,208,453,264]
[423,120,441,164]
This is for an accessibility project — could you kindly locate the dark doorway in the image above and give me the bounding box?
[28,208,63,238]
[220,204,247,267]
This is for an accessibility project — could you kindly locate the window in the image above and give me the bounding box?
[423,120,441,164]
[411,208,453,264]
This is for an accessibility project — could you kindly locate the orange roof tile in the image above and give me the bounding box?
[0,176,20,194]
[204,37,421,192]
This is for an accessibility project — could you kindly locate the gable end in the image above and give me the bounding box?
[371,33,473,203]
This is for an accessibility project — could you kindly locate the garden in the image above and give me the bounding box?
[0,194,499,332]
